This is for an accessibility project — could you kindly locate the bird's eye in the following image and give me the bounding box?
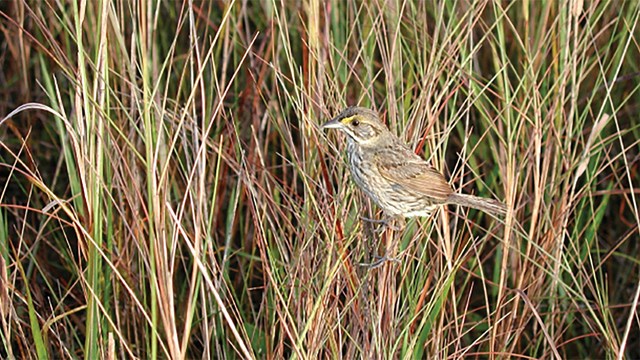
[352,119,360,126]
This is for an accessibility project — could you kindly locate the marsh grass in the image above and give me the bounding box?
[0,0,639,358]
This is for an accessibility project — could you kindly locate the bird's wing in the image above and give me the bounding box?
[374,150,452,202]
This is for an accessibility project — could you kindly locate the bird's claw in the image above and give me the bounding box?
[359,255,401,269]
[360,216,404,232]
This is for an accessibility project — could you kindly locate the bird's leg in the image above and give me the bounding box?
[359,216,387,234]
[358,215,406,268]
[360,215,405,233]
[359,254,401,269]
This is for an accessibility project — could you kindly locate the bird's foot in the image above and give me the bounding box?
[360,216,405,233]
[359,254,401,269]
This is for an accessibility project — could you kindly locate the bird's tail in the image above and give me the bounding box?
[446,193,507,218]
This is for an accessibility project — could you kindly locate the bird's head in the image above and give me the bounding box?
[321,107,390,145]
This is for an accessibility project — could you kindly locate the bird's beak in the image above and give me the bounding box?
[320,118,343,130]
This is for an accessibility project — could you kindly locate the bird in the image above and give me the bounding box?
[321,106,506,228]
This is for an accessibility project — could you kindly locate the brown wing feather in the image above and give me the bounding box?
[374,150,453,202]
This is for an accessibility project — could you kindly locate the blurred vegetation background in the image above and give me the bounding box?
[0,0,639,358]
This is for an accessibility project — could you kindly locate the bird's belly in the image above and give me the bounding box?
[348,150,436,217]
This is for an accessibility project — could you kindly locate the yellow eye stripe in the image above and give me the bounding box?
[340,115,355,123]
